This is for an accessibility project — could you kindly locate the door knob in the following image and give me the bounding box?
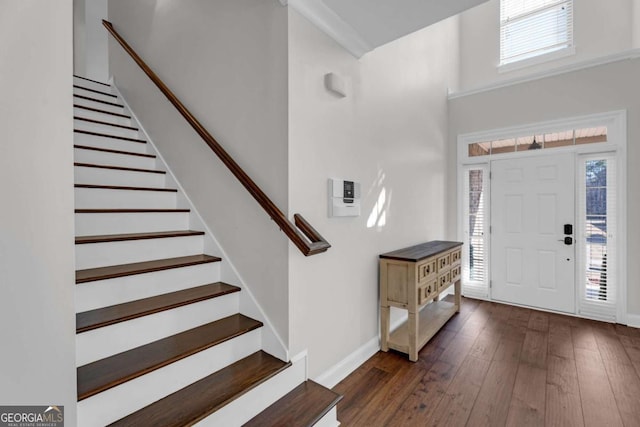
[557,237,573,245]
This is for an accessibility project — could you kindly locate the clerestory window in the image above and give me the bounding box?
[500,0,574,67]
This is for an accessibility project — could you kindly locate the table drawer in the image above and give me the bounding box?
[418,279,438,305]
[437,253,451,270]
[438,271,451,291]
[451,249,462,265]
[418,259,437,282]
[451,265,461,282]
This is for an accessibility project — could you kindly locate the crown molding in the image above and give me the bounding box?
[287,0,373,58]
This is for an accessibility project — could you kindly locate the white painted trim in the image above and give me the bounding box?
[627,314,640,329]
[313,336,379,389]
[449,48,640,100]
[613,111,628,325]
[456,110,628,325]
[457,110,626,164]
[498,46,576,74]
[290,350,309,381]
[112,83,289,362]
[314,295,460,390]
[278,0,288,6]
[288,0,372,58]
[458,164,490,299]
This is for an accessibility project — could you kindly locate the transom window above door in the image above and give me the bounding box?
[468,126,607,158]
[500,0,574,67]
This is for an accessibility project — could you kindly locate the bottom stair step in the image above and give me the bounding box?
[109,351,291,427]
[243,380,343,427]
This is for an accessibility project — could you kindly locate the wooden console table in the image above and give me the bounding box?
[379,240,462,361]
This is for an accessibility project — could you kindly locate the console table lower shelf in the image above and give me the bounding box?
[386,299,457,356]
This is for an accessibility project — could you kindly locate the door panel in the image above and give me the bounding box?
[491,153,575,313]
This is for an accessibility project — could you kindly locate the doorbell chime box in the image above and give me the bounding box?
[329,178,361,217]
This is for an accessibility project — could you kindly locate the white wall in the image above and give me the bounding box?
[448,58,640,320]
[0,0,77,423]
[74,0,86,76]
[288,9,459,378]
[108,0,291,343]
[458,0,636,92]
[634,0,640,47]
[85,0,109,81]
[73,0,109,81]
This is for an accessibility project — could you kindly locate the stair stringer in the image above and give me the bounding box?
[111,80,288,363]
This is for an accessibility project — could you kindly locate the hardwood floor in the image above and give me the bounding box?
[333,297,640,426]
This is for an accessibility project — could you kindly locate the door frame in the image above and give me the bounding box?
[456,110,627,323]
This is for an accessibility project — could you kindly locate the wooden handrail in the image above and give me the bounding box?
[103,20,330,256]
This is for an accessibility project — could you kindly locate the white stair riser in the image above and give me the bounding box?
[74,187,177,210]
[74,96,126,115]
[74,132,148,154]
[75,262,220,311]
[74,87,119,103]
[75,166,165,188]
[75,211,189,236]
[74,77,112,92]
[196,357,304,427]
[74,107,133,127]
[74,119,140,139]
[74,148,156,170]
[77,329,262,427]
[75,235,203,269]
[313,407,340,427]
[76,292,240,366]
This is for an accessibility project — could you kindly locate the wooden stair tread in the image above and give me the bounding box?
[76,230,203,244]
[74,75,111,87]
[74,184,177,192]
[76,254,220,284]
[73,84,118,98]
[75,208,190,213]
[74,93,124,108]
[74,129,146,143]
[108,351,290,426]
[74,162,163,174]
[75,116,138,131]
[77,314,263,400]
[74,104,131,119]
[74,144,155,158]
[243,380,343,427]
[76,282,239,333]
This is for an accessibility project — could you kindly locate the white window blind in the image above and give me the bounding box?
[500,0,573,65]
[462,166,489,299]
[578,154,617,321]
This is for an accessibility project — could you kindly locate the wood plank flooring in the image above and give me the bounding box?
[334,297,640,426]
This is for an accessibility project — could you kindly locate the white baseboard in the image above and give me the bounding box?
[312,337,379,389]
[313,296,461,389]
[627,313,640,328]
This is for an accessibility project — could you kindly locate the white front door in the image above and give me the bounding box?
[491,153,575,313]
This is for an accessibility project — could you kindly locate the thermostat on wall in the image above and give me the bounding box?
[329,178,361,217]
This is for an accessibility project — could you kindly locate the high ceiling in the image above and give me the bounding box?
[283,0,489,57]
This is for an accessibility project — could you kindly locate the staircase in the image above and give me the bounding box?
[72,75,341,426]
